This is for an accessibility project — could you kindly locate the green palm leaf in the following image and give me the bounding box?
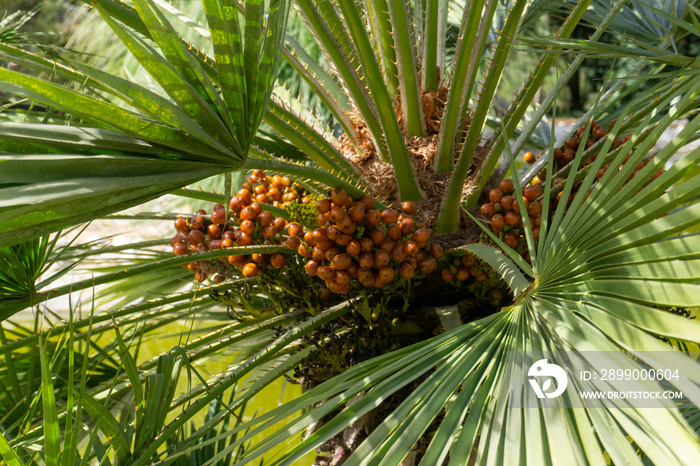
[0,0,290,249]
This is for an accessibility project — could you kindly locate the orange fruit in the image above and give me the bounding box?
[304,259,320,276]
[498,179,514,195]
[480,203,496,218]
[346,240,361,257]
[336,234,352,246]
[399,262,415,279]
[429,243,444,260]
[332,253,352,270]
[360,195,375,210]
[366,209,381,225]
[330,188,348,206]
[173,243,189,256]
[401,201,416,215]
[375,249,390,267]
[242,263,258,277]
[316,198,331,214]
[381,209,399,224]
[318,287,332,301]
[387,224,402,241]
[441,269,454,282]
[270,254,285,268]
[174,218,188,232]
[419,258,437,274]
[505,211,520,226]
[287,222,303,237]
[237,189,251,205]
[403,240,419,256]
[491,214,505,230]
[359,252,374,269]
[504,232,519,248]
[284,236,301,250]
[412,228,431,243]
[378,266,394,282]
[523,185,542,201]
[400,218,415,235]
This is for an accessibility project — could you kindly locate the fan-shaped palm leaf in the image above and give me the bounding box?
[0,0,290,249]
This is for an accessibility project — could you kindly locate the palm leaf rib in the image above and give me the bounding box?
[364,0,400,95]
[334,0,424,200]
[202,0,248,145]
[433,0,497,174]
[0,165,223,251]
[435,0,528,233]
[65,59,227,149]
[132,0,236,130]
[294,0,387,156]
[282,38,357,138]
[266,97,363,181]
[97,1,239,154]
[0,69,229,160]
[386,0,425,136]
[422,0,447,92]
[255,0,291,135]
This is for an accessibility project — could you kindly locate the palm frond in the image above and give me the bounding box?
[0,0,290,249]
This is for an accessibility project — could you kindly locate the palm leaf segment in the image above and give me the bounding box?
[0,7,40,46]
[0,0,289,249]
[0,236,60,321]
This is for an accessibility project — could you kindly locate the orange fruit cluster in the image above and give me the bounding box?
[480,178,544,255]
[525,121,639,185]
[245,169,301,207]
[440,253,485,284]
[438,253,509,305]
[171,170,292,283]
[485,121,666,260]
[525,121,630,181]
[594,154,665,185]
[286,188,442,295]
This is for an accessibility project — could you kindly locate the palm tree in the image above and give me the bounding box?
[1,0,699,464]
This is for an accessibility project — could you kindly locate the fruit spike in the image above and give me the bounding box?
[170,169,310,284]
[481,121,666,263]
[171,182,506,305]
[291,188,443,294]
[479,174,545,259]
